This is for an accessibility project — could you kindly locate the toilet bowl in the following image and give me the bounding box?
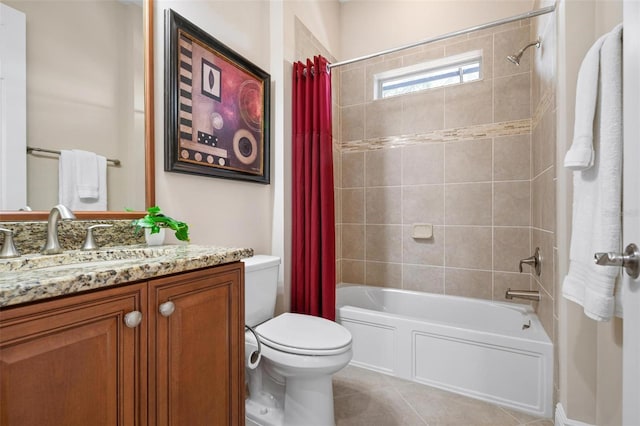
[243,256,352,426]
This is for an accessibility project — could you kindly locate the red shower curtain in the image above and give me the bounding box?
[291,55,336,321]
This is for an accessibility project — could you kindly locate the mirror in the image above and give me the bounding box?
[0,0,155,221]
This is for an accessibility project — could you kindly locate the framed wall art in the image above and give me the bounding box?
[165,9,270,184]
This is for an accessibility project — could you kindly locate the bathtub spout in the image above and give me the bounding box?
[505,288,540,302]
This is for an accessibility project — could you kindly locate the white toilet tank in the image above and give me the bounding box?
[242,255,281,327]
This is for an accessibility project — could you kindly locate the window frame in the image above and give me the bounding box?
[373,50,483,100]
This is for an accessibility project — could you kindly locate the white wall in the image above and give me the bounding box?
[153,0,273,253]
[339,0,534,60]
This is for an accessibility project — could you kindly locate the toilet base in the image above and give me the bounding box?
[246,398,284,426]
[283,375,335,426]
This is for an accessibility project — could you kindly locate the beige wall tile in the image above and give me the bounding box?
[445,34,494,80]
[341,105,365,142]
[336,224,342,259]
[444,139,492,183]
[402,185,444,225]
[366,187,401,224]
[532,168,555,232]
[494,73,531,122]
[342,260,364,284]
[342,188,364,224]
[494,181,531,226]
[334,187,342,224]
[366,225,402,262]
[534,282,554,341]
[402,46,445,67]
[365,96,404,139]
[494,134,531,181]
[402,143,444,185]
[494,26,534,78]
[402,265,445,293]
[445,268,493,300]
[445,226,492,269]
[494,272,532,304]
[340,66,365,107]
[365,262,402,287]
[493,227,531,273]
[532,105,556,177]
[402,225,444,266]
[336,259,342,284]
[401,89,445,135]
[365,58,403,102]
[365,148,402,187]
[444,79,493,128]
[333,148,342,188]
[342,152,364,188]
[342,224,365,260]
[445,183,492,226]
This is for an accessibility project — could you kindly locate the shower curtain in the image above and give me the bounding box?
[291,55,336,321]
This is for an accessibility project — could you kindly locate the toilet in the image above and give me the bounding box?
[242,255,352,426]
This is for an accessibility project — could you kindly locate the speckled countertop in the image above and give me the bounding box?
[0,244,254,308]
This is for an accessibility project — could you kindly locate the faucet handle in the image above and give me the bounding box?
[519,247,541,276]
[81,224,113,251]
[0,228,20,258]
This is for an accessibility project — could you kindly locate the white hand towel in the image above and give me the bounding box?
[74,149,99,199]
[59,149,108,211]
[563,32,608,170]
[562,24,623,321]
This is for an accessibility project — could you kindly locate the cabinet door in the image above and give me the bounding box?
[0,283,147,426]
[149,263,244,426]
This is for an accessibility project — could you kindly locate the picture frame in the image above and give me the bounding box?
[164,9,270,184]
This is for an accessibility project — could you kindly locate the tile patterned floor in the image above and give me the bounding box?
[332,365,554,426]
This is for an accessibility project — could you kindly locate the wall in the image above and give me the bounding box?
[5,0,145,211]
[339,0,533,60]
[337,20,538,302]
[556,0,623,424]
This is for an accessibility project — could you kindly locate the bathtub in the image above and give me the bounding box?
[336,285,553,418]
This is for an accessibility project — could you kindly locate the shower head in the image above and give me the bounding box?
[506,38,541,66]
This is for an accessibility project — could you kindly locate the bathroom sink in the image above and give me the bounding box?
[0,246,173,274]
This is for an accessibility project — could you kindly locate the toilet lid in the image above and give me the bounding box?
[256,313,352,356]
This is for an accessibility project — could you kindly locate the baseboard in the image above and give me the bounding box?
[555,403,596,426]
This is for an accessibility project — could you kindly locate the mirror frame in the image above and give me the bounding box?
[0,0,155,221]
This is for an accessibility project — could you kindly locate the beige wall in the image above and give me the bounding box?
[153,0,273,253]
[336,21,539,303]
[556,0,623,424]
[339,0,533,60]
[7,0,145,211]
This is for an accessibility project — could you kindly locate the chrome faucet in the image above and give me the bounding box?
[41,204,76,255]
[505,288,541,302]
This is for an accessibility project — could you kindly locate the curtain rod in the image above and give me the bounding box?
[328,3,556,70]
[27,146,121,166]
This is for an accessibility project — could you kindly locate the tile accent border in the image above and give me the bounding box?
[340,119,531,152]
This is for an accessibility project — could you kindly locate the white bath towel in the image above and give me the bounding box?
[562,24,623,321]
[59,149,108,211]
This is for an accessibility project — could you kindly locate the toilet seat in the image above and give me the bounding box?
[256,313,352,356]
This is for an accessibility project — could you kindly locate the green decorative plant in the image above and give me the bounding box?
[131,206,190,242]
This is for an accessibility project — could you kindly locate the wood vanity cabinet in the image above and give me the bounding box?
[0,262,244,426]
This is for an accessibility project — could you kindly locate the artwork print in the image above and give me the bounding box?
[165,10,270,184]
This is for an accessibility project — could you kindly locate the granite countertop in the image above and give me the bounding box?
[0,244,254,308]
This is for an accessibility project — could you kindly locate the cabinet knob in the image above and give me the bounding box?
[159,301,176,317]
[124,311,143,328]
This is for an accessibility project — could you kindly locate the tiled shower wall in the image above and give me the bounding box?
[530,1,558,402]
[336,20,539,301]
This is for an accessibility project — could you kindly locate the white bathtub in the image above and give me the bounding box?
[336,285,553,418]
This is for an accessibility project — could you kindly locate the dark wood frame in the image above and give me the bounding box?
[164,9,270,184]
[0,0,155,221]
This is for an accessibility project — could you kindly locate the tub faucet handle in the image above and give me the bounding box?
[519,247,541,276]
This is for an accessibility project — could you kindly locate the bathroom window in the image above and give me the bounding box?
[374,50,482,99]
